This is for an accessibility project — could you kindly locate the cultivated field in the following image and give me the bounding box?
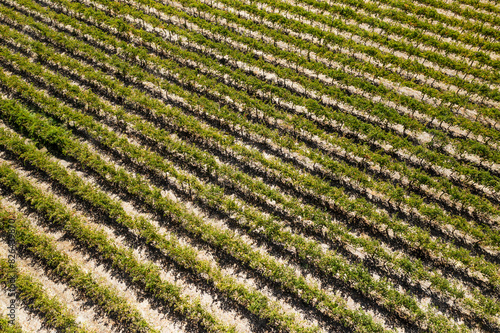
[0,0,499,332]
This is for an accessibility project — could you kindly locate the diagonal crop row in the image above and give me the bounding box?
[77,0,500,169]
[216,0,500,89]
[345,0,500,51]
[348,0,500,38]
[0,0,498,331]
[4,0,500,232]
[13,0,500,208]
[0,13,498,300]
[0,0,500,320]
[0,160,237,333]
[139,0,500,152]
[25,0,499,178]
[65,0,500,177]
[0,98,392,333]
[184,0,500,125]
[5,7,500,260]
[0,198,163,333]
[2,9,498,261]
[0,14,500,312]
[0,50,495,330]
[241,0,500,111]
[0,117,321,333]
[377,0,500,29]
[4,0,500,239]
[0,50,488,330]
[0,256,92,333]
[283,0,500,69]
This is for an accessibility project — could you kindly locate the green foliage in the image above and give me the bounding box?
[0,0,498,331]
